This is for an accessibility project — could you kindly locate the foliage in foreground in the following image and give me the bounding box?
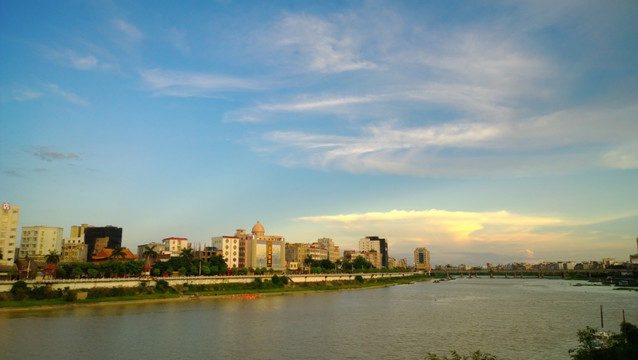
[424,322,638,360]
[569,321,638,360]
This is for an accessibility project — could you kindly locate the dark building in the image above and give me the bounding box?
[365,236,389,268]
[84,226,122,262]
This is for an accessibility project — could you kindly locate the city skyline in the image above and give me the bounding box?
[2,1,637,265]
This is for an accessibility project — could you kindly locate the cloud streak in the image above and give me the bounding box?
[140,68,260,97]
[34,147,81,162]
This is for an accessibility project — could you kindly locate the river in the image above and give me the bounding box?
[0,278,636,359]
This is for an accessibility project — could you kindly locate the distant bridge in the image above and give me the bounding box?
[430,268,636,279]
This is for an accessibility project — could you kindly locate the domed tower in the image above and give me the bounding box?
[252,221,265,236]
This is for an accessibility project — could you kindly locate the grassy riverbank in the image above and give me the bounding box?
[0,274,430,310]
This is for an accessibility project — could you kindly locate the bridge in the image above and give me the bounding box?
[430,268,637,280]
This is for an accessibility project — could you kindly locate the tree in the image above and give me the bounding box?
[179,248,194,261]
[87,268,98,278]
[45,250,61,265]
[208,255,228,275]
[110,246,127,260]
[71,266,83,279]
[569,322,638,359]
[352,256,373,271]
[142,245,159,265]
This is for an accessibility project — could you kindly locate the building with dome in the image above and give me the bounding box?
[213,221,286,271]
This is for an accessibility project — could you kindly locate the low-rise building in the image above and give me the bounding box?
[162,237,190,257]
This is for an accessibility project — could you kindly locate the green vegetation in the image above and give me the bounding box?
[423,321,638,360]
[569,321,638,359]
[1,273,429,308]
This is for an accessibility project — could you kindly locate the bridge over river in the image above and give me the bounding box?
[430,268,637,280]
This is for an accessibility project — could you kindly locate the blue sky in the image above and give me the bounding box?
[1,1,637,266]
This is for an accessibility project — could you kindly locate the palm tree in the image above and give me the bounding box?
[110,246,127,260]
[179,247,194,261]
[45,250,61,265]
[142,245,159,265]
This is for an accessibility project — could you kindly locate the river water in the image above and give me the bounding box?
[0,278,636,359]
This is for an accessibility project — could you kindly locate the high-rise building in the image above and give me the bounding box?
[84,226,122,262]
[414,247,431,271]
[359,236,389,268]
[0,202,20,266]
[19,226,64,260]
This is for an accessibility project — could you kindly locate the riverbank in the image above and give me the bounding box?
[0,274,429,312]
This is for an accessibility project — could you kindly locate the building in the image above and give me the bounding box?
[414,247,431,271]
[317,237,340,261]
[61,237,87,263]
[19,226,64,261]
[162,237,190,256]
[61,224,91,263]
[84,226,122,262]
[194,246,223,263]
[211,236,240,269]
[91,248,138,262]
[232,221,286,271]
[359,236,389,268]
[0,202,20,267]
[137,242,167,263]
[285,243,309,264]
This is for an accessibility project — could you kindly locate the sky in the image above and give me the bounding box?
[1,1,637,266]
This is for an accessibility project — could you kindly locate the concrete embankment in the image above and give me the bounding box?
[0,272,419,292]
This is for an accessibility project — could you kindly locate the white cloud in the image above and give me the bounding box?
[70,54,98,70]
[267,13,376,73]
[11,87,41,101]
[602,143,638,169]
[298,208,567,264]
[113,19,144,43]
[166,27,190,54]
[140,68,260,97]
[45,84,90,106]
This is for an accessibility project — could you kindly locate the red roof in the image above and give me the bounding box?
[92,248,138,261]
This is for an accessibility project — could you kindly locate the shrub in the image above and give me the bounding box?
[155,279,170,293]
[355,275,364,284]
[10,281,29,300]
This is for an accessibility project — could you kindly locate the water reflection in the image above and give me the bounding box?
[1,279,636,360]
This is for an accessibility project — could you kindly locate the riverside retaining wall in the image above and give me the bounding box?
[0,272,419,292]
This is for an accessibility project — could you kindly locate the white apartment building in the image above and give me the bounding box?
[0,203,20,266]
[211,235,240,269]
[359,237,382,268]
[162,237,190,256]
[20,226,64,260]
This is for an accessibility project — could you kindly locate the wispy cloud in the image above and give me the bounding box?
[140,68,260,97]
[113,19,144,43]
[166,27,190,54]
[70,53,98,70]
[3,169,22,177]
[260,95,382,112]
[34,146,81,162]
[45,84,90,106]
[266,13,376,73]
[11,86,41,101]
